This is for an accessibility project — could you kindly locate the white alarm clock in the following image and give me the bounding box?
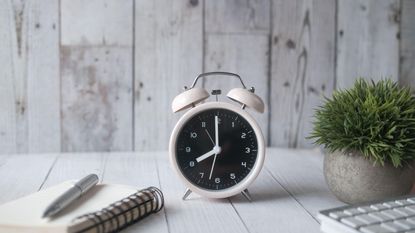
[169,72,265,201]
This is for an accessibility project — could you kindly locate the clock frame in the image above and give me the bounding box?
[169,102,265,199]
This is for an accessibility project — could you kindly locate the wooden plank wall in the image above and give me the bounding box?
[0,0,413,154]
[60,0,134,152]
[0,0,60,154]
[134,0,203,150]
[400,0,415,87]
[336,0,400,89]
[269,0,335,148]
[204,0,270,142]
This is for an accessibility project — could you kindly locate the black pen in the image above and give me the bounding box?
[42,174,99,218]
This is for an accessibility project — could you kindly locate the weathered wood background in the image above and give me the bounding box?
[0,0,413,154]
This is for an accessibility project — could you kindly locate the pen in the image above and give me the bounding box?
[42,174,99,218]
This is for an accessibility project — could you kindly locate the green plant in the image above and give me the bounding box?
[309,79,415,168]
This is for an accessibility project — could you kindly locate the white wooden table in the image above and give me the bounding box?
[0,148,344,233]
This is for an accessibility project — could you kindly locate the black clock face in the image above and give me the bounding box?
[175,108,258,190]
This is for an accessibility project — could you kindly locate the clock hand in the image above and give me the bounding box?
[196,144,222,163]
[205,129,215,146]
[209,153,217,180]
[208,116,220,180]
[215,115,219,146]
[196,148,216,163]
[198,116,221,163]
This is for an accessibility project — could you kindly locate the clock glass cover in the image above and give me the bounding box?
[175,108,258,190]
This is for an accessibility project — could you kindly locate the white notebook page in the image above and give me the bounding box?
[0,181,137,233]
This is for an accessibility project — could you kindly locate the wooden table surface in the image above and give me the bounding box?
[0,148,344,233]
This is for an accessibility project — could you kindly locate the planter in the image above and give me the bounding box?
[324,150,415,204]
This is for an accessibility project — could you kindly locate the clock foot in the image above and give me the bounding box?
[182,188,192,200]
[241,189,252,202]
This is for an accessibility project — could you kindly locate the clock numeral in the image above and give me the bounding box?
[241,162,247,167]
[215,178,220,184]
[189,161,195,167]
[230,173,236,179]
[232,122,235,128]
[241,132,246,139]
[218,117,222,124]
[185,147,191,153]
[190,132,197,138]
[199,172,204,178]
[245,147,251,153]
[201,122,206,128]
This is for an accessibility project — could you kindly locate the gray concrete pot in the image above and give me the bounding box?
[324,150,415,204]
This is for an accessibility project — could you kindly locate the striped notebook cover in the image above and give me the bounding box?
[0,181,164,233]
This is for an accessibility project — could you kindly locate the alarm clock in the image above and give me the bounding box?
[169,72,265,201]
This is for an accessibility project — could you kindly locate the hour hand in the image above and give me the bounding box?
[196,145,221,163]
[196,149,216,163]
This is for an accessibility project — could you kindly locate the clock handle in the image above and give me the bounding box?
[190,72,247,89]
[191,72,265,113]
[172,72,249,113]
[172,71,264,113]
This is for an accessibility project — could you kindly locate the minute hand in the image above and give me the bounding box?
[215,115,219,146]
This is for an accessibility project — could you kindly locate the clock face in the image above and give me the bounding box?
[175,108,258,190]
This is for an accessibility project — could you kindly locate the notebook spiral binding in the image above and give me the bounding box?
[72,187,164,233]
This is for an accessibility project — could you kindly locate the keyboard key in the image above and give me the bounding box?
[355,214,381,224]
[382,221,407,232]
[394,207,414,216]
[369,212,391,221]
[360,224,393,233]
[371,204,388,211]
[343,208,361,216]
[358,206,375,213]
[320,196,415,233]
[329,211,348,219]
[381,209,406,219]
[340,216,367,228]
[384,201,401,208]
[394,219,415,230]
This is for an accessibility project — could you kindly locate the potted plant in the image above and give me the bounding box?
[309,79,415,204]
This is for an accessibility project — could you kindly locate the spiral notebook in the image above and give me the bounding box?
[0,181,164,233]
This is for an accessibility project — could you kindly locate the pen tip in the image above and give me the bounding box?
[42,210,52,218]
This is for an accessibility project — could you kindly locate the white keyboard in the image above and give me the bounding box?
[318,196,415,233]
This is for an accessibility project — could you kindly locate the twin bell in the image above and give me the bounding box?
[171,72,265,114]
